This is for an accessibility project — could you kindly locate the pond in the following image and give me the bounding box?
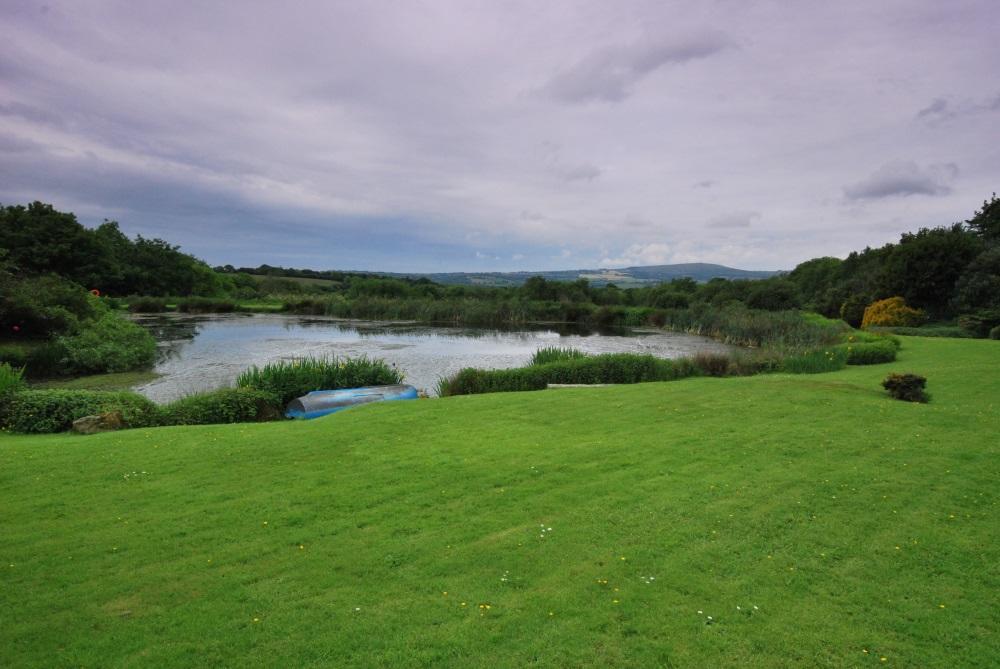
[131,313,734,402]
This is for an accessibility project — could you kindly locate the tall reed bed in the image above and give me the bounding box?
[236,356,403,405]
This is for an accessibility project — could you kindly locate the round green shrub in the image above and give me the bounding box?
[844,340,898,365]
[58,312,157,374]
[990,325,1000,340]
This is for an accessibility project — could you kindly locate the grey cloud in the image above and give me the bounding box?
[539,31,733,104]
[707,211,759,229]
[560,163,602,182]
[843,161,959,200]
[915,98,954,123]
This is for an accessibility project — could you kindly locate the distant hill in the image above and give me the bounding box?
[383,263,780,287]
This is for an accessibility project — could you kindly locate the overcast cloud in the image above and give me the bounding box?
[1,0,997,272]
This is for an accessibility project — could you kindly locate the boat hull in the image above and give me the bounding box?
[285,385,418,420]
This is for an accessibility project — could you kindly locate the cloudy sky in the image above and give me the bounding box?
[1,1,997,272]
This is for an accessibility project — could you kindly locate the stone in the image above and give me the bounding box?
[72,411,124,434]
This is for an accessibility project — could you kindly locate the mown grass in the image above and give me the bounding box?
[0,337,997,667]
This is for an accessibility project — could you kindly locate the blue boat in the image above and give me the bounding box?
[285,384,418,420]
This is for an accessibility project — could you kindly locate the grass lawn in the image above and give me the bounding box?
[1,337,997,667]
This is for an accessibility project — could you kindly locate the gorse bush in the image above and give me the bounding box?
[882,373,929,403]
[530,347,587,366]
[58,312,157,374]
[236,356,403,405]
[862,297,925,329]
[0,389,160,433]
[162,387,281,425]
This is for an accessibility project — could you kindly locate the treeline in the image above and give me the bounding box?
[0,202,227,296]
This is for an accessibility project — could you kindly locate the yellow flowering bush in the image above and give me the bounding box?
[861,297,925,329]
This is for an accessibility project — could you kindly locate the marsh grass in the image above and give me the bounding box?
[236,355,403,405]
[529,347,587,366]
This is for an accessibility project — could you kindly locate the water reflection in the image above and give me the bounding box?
[130,313,733,403]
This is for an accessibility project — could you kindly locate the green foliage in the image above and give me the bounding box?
[839,294,869,328]
[882,373,929,403]
[529,347,587,366]
[58,312,157,374]
[956,309,1000,337]
[438,353,698,396]
[843,340,898,365]
[965,192,1000,242]
[745,278,802,311]
[0,389,160,433]
[990,325,1000,340]
[691,352,733,376]
[953,246,1000,312]
[0,274,98,338]
[177,297,238,313]
[780,347,849,374]
[654,305,844,348]
[867,325,972,338]
[127,296,169,313]
[0,362,26,397]
[161,388,282,425]
[236,356,404,406]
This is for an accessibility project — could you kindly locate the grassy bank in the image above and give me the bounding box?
[0,338,997,667]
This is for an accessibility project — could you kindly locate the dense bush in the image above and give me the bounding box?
[843,340,898,365]
[882,373,929,403]
[0,389,161,433]
[530,347,587,366]
[177,297,237,313]
[58,312,157,374]
[991,325,1000,340]
[162,387,281,425]
[0,274,99,338]
[127,296,169,313]
[862,297,925,329]
[236,356,404,405]
[956,309,1000,337]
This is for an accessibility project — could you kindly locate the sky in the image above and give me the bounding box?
[1,0,998,273]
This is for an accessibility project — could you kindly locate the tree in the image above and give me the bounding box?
[745,279,801,311]
[877,224,982,318]
[953,246,1000,312]
[966,193,1000,243]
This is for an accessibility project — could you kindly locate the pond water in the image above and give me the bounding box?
[131,313,734,402]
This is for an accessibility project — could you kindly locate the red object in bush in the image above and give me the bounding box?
[90,289,101,296]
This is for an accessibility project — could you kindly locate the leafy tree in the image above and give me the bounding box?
[953,247,1000,311]
[745,279,801,311]
[966,193,1000,243]
[877,224,982,318]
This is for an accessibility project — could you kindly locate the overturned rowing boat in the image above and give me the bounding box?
[285,385,418,420]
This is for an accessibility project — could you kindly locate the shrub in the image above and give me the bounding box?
[991,325,1000,340]
[127,296,168,313]
[0,362,26,397]
[882,373,928,403]
[861,297,925,329]
[0,389,161,433]
[957,309,1000,337]
[780,347,849,374]
[691,352,732,377]
[868,325,972,338]
[839,294,869,328]
[236,356,403,405]
[530,347,587,366]
[162,387,281,425]
[843,340,897,365]
[177,297,237,313]
[58,312,157,374]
